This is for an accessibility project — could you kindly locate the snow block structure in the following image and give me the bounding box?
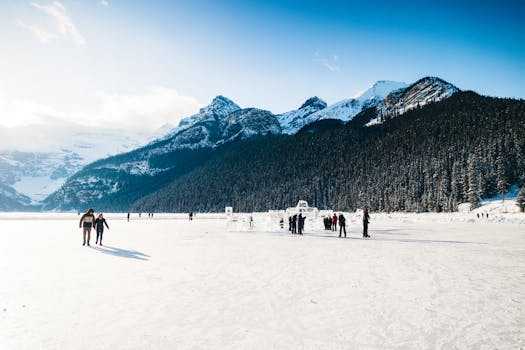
[286,200,319,219]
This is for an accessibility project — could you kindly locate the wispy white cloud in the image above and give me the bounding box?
[313,54,341,72]
[95,87,202,130]
[20,1,85,46]
[0,87,202,131]
[100,0,109,6]
[17,20,59,44]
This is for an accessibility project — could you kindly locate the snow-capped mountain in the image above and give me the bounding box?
[0,183,32,210]
[31,76,464,211]
[308,80,408,122]
[218,108,281,143]
[365,77,460,126]
[0,150,83,204]
[154,96,241,150]
[0,124,154,208]
[42,96,282,210]
[277,97,327,134]
[276,81,407,134]
[147,96,280,153]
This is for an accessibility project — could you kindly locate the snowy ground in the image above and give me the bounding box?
[1,213,524,349]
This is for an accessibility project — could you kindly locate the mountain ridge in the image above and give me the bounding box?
[2,76,488,212]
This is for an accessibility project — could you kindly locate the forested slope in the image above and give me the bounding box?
[133,92,525,212]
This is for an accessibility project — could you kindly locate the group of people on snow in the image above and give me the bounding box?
[322,208,370,238]
[78,206,372,246]
[288,208,370,237]
[79,208,110,246]
[288,213,306,235]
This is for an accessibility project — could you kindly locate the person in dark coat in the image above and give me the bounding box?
[288,216,292,232]
[79,208,95,246]
[291,215,297,234]
[363,207,370,238]
[332,213,338,231]
[324,216,331,230]
[298,213,305,235]
[94,213,110,246]
[127,212,130,222]
[338,213,346,238]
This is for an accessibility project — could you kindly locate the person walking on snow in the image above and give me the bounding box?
[363,207,371,238]
[338,213,347,237]
[94,213,110,246]
[79,208,95,246]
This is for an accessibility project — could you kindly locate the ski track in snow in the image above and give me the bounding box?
[0,214,524,349]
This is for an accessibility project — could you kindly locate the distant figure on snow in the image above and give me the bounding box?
[332,213,338,231]
[94,213,110,246]
[79,208,95,246]
[338,213,346,238]
[298,213,305,235]
[323,216,331,230]
[363,207,371,238]
[127,212,130,222]
[189,211,194,220]
[249,215,254,229]
[291,215,297,234]
[288,216,292,232]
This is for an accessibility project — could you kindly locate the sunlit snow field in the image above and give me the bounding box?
[0,212,524,349]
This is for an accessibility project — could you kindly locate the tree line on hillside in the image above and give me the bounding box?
[132,92,525,213]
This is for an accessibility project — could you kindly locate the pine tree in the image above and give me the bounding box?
[467,156,481,209]
[496,148,508,202]
[517,184,525,213]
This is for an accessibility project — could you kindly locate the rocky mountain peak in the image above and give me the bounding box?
[365,76,460,126]
[200,95,241,117]
[299,96,327,110]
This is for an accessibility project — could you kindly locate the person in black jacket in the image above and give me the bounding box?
[338,213,346,238]
[298,213,305,235]
[363,207,370,238]
[94,213,110,246]
[291,215,297,234]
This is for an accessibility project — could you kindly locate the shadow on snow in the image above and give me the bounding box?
[90,245,150,260]
[305,231,487,245]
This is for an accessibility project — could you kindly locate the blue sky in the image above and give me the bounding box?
[0,0,523,131]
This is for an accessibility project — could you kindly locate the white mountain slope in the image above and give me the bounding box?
[309,80,408,123]
[41,96,282,210]
[277,97,328,134]
[0,124,154,205]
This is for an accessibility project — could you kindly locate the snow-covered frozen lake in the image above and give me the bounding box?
[1,213,524,349]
